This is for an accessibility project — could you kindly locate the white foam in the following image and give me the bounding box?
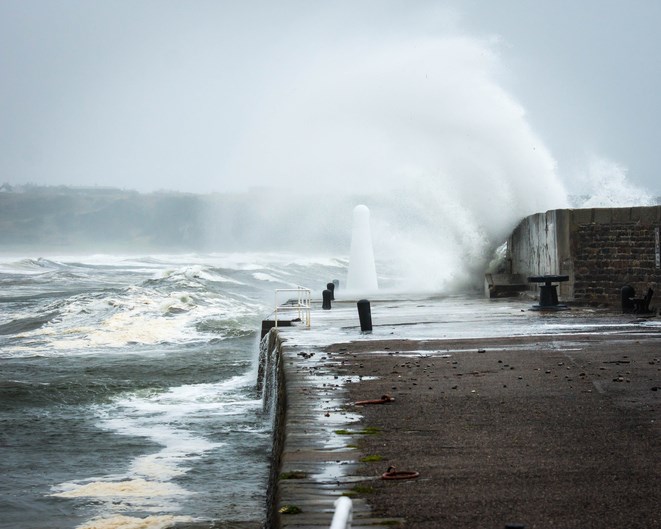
[18,273,264,353]
[75,514,194,529]
[47,313,188,349]
[53,478,188,499]
[51,378,263,523]
[87,375,258,484]
[252,272,280,282]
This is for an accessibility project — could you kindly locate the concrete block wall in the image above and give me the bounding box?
[508,206,661,306]
[508,210,560,278]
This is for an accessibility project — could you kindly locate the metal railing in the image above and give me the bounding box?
[274,286,311,328]
[329,496,352,529]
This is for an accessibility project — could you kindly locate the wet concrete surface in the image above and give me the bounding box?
[273,296,660,529]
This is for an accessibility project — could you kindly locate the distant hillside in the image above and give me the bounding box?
[0,184,352,254]
[0,185,207,252]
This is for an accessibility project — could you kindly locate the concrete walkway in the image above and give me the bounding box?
[272,296,660,529]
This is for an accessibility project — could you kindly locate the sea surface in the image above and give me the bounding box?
[0,253,348,529]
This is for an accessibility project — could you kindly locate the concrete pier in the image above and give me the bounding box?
[268,295,660,529]
[265,309,399,529]
[507,205,661,305]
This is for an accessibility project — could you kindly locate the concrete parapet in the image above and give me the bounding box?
[592,207,614,224]
[508,205,661,306]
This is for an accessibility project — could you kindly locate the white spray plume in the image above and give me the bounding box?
[576,156,655,208]
[223,34,569,292]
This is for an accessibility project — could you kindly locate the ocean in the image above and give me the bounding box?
[0,253,348,529]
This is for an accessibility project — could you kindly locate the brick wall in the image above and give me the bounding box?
[573,223,661,305]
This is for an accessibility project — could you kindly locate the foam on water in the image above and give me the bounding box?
[76,514,194,529]
[50,371,262,524]
[0,264,265,358]
[0,252,342,359]
[53,479,188,500]
[252,272,281,282]
[0,252,354,527]
[48,313,189,350]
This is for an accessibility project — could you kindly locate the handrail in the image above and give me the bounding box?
[329,496,352,529]
[274,286,311,328]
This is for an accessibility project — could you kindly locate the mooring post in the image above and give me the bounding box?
[322,289,332,310]
[327,282,335,300]
[357,299,372,332]
[527,275,569,311]
[621,285,636,313]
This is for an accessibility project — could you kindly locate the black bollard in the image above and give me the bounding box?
[322,289,332,310]
[621,285,635,313]
[327,282,335,301]
[357,299,372,332]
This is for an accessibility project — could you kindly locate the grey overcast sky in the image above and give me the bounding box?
[1,0,660,197]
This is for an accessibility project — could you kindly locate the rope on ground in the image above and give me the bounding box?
[354,394,395,406]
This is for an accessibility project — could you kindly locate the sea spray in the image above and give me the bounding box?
[218,34,569,292]
[76,514,194,529]
[574,156,656,208]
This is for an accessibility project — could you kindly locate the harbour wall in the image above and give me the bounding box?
[508,205,661,306]
[259,329,287,529]
[258,323,380,529]
[257,297,661,528]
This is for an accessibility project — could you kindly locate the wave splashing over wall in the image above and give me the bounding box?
[227,34,568,292]
[574,156,656,208]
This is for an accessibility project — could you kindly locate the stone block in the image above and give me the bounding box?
[611,207,632,223]
[636,205,661,225]
[592,208,613,224]
[571,208,593,226]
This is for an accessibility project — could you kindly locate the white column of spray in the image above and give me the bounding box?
[346,204,378,292]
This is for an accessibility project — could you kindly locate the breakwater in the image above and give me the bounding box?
[258,296,660,529]
[259,329,286,529]
[508,205,661,305]
[257,315,393,529]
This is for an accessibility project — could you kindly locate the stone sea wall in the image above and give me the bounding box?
[508,206,661,306]
[259,329,287,529]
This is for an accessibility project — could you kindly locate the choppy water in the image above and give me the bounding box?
[0,253,347,529]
